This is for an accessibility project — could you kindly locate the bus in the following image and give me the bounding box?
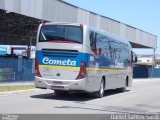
[35,22,136,98]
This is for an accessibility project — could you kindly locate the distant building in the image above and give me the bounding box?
[137,55,153,64]
[137,54,160,68]
[0,45,35,58]
[155,57,160,68]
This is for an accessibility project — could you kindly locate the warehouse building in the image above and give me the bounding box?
[0,0,157,48]
[0,0,158,81]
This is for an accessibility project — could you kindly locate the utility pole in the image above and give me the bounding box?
[151,48,156,78]
[153,48,156,67]
[27,37,33,58]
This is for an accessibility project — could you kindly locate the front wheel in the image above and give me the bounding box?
[93,79,105,98]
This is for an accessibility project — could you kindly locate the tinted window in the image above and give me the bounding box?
[39,25,83,44]
[90,30,109,56]
[90,31,96,50]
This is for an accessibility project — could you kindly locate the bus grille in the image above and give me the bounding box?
[42,49,78,58]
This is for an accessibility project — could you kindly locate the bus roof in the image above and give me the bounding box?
[41,22,131,47]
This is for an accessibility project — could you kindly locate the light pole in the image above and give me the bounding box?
[151,48,157,78]
[27,37,33,58]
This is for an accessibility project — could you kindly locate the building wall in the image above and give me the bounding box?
[137,55,160,68]
[138,57,153,63]
[0,0,157,48]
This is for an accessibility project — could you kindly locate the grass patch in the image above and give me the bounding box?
[0,85,35,92]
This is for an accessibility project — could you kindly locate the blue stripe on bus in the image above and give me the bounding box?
[36,50,130,69]
[36,50,89,67]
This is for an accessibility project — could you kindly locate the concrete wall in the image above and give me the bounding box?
[0,0,157,48]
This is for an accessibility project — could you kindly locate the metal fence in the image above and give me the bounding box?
[148,68,160,78]
[1,57,159,82]
[0,57,35,82]
[133,65,160,78]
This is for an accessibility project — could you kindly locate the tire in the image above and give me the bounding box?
[117,87,126,92]
[94,79,105,98]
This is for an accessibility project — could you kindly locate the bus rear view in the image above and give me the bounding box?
[35,23,133,98]
[35,23,88,95]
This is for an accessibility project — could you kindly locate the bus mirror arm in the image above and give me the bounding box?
[131,51,137,63]
[135,56,137,63]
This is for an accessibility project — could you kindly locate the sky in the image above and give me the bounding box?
[64,0,160,55]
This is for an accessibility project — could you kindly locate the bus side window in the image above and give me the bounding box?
[108,44,112,58]
[98,48,102,56]
[90,31,97,55]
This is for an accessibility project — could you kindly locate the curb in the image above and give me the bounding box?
[0,82,34,86]
[133,78,160,81]
[0,88,39,96]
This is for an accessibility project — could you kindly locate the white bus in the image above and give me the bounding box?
[35,23,136,98]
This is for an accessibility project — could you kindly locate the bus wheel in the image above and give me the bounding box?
[117,87,126,92]
[94,79,105,98]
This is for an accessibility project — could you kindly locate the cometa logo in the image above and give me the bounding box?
[42,57,76,66]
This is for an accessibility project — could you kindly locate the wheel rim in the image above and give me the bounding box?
[100,81,104,96]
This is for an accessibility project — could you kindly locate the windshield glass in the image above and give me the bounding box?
[39,25,83,44]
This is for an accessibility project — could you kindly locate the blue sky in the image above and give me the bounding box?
[64,0,160,54]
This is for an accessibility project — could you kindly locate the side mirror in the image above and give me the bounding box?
[131,51,137,63]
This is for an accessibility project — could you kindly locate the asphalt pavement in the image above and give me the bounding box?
[0,78,160,114]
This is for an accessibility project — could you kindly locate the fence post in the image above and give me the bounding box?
[17,55,23,81]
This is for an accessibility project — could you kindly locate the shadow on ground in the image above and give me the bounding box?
[30,89,130,102]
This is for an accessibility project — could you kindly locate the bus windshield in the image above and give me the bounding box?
[39,25,83,44]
